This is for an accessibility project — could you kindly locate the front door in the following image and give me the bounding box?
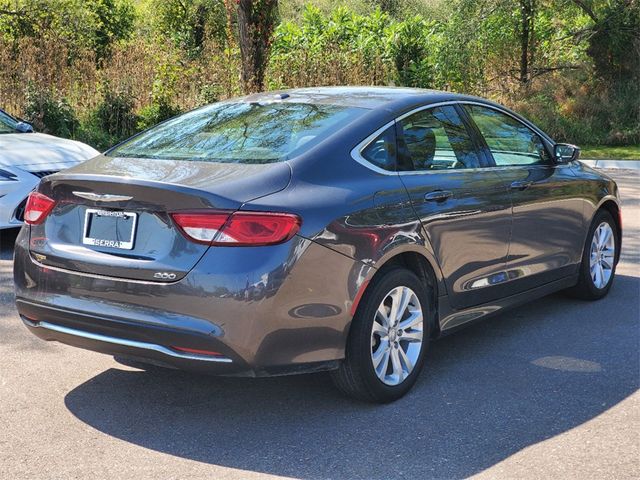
[463,104,585,293]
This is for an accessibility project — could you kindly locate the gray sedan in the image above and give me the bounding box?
[13,87,621,402]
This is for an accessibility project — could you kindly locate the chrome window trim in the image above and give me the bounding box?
[350,100,555,176]
[25,319,233,363]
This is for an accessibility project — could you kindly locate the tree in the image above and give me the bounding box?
[570,0,640,81]
[88,0,136,63]
[237,0,279,93]
[150,0,227,56]
[0,0,135,62]
[518,0,534,85]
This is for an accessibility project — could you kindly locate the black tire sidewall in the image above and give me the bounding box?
[348,268,431,402]
[580,210,618,298]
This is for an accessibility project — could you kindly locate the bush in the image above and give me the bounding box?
[75,120,119,152]
[197,83,223,105]
[386,15,436,88]
[23,84,79,138]
[137,101,182,131]
[94,83,138,139]
[515,75,640,146]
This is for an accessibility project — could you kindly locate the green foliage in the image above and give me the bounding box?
[87,0,136,62]
[2,0,638,150]
[270,6,439,87]
[136,59,183,130]
[581,145,640,160]
[149,0,227,55]
[23,83,78,138]
[386,15,436,87]
[0,0,135,61]
[198,84,224,105]
[76,84,139,150]
[585,0,640,81]
[516,76,640,146]
[94,82,138,139]
[137,102,182,131]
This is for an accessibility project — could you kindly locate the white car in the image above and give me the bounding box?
[0,109,99,229]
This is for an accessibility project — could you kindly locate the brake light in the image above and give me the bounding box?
[24,192,56,225]
[171,210,301,246]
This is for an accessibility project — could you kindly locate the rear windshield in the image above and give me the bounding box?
[108,102,367,164]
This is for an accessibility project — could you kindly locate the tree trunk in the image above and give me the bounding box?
[519,0,534,85]
[237,0,278,93]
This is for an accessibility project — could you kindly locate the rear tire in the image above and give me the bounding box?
[567,209,618,300]
[331,267,431,403]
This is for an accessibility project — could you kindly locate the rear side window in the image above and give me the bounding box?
[398,106,481,171]
[465,105,550,166]
[108,102,367,164]
[361,126,397,171]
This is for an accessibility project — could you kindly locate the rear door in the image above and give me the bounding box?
[396,104,513,310]
[463,104,584,292]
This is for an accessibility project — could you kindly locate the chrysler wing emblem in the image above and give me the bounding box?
[72,191,133,202]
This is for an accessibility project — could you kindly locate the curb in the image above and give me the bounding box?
[580,159,640,170]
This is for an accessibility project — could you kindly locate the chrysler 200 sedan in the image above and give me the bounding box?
[14,87,621,403]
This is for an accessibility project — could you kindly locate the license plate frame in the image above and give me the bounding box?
[82,208,138,250]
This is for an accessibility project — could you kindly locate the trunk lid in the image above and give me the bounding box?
[29,157,291,282]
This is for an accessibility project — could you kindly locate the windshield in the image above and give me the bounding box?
[107,102,367,164]
[0,110,19,134]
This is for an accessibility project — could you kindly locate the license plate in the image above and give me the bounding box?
[82,208,138,250]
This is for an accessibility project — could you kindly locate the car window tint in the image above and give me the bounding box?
[361,126,397,171]
[465,105,550,166]
[399,106,481,171]
[0,110,18,133]
[108,102,367,164]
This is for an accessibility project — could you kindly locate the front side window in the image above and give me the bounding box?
[0,110,18,134]
[398,105,481,171]
[465,105,550,166]
[361,126,397,171]
[108,102,367,164]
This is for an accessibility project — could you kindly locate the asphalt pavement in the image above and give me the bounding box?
[0,169,638,480]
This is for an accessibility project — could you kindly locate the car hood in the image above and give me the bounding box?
[0,132,99,172]
[55,155,293,203]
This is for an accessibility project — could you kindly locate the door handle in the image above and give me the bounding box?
[510,181,532,191]
[424,190,453,202]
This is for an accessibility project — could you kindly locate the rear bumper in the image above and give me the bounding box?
[18,299,247,375]
[14,227,374,376]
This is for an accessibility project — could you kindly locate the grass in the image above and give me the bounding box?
[580,145,640,160]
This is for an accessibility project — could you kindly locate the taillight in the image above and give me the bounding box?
[171,210,301,246]
[24,192,56,225]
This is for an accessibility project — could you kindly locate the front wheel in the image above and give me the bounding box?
[331,268,431,403]
[568,209,619,300]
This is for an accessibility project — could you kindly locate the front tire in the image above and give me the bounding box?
[568,209,619,300]
[331,268,431,403]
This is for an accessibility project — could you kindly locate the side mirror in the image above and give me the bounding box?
[554,143,580,164]
[15,121,34,133]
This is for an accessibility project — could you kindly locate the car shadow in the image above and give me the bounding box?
[0,227,20,260]
[63,273,639,479]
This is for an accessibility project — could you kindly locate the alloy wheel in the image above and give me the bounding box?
[589,222,615,289]
[370,286,424,386]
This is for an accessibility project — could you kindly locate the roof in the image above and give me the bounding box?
[240,86,467,109]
